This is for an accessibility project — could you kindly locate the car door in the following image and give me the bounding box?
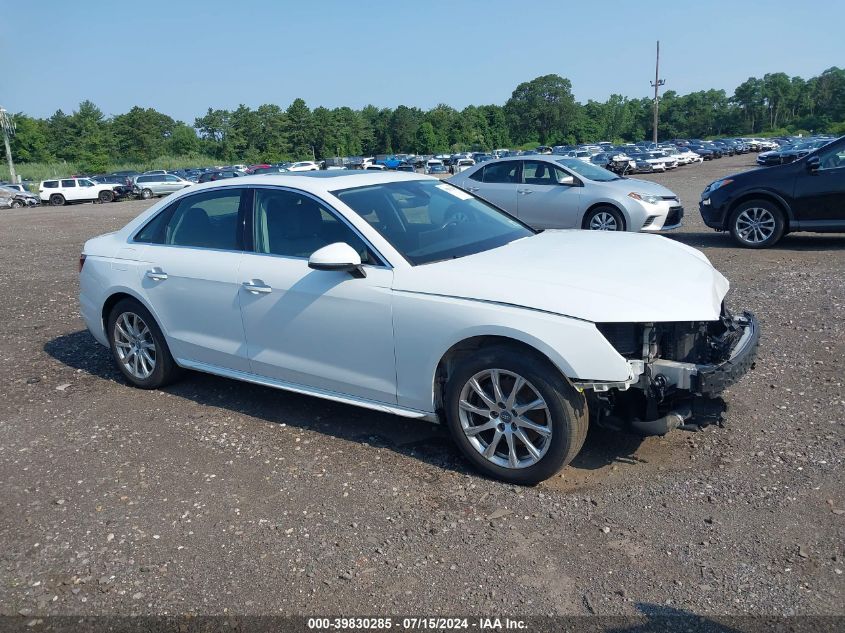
[60,179,81,201]
[516,160,582,229]
[238,187,397,404]
[463,160,520,214]
[792,143,845,224]
[132,187,251,371]
[76,178,98,201]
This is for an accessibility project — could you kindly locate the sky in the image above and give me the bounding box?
[3,0,843,123]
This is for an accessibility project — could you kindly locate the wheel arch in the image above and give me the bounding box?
[726,190,793,229]
[581,201,629,230]
[100,289,170,341]
[431,334,576,420]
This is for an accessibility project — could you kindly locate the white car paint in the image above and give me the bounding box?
[286,161,320,172]
[39,177,119,203]
[79,172,728,422]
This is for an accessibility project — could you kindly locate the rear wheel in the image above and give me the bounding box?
[107,298,182,389]
[444,347,588,485]
[729,199,785,248]
[583,206,625,231]
[98,190,114,203]
[49,194,65,206]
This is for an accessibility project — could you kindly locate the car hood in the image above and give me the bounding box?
[392,230,729,323]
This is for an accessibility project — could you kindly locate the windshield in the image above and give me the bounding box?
[556,158,619,181]
[333,180,534,266]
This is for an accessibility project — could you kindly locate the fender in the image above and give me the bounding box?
[724,187,795,222]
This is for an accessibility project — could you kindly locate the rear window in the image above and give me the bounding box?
[43,181,58,189]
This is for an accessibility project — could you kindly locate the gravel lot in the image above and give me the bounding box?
[1,155,843,619]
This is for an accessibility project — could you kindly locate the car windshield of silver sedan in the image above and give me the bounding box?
[333,180,534,265]
[555,158,620,182]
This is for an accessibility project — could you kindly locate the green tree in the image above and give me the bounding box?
[505,74,577,145]
[284,98,314,159]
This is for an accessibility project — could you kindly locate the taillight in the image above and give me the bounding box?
[79,254,87,273]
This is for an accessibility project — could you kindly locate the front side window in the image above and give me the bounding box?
[135,189,244,250]
[556,158,619,182]
[816,143,845,170]
[334,180,533,266]
[61,179,76,188]
[468,166,484,182]
[78,179,94,187]
[253,189,373,262]
[522,161,560,186]
[482,161,519,184]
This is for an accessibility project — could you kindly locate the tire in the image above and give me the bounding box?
[49,194,65,206]
[10,200,22,209]
[729,199,785,249]
[107,298,182,389]
[98,190,114,203]
[444,346,588,485]
[140,188,153,200]
[583,206,626,231]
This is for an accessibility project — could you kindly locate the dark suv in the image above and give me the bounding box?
[699,135,845,248]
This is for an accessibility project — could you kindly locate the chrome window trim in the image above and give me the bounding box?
[129,184,392,269]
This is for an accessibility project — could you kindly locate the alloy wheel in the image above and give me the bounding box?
[113,311,156,380]
[589,211,618,231]
[735,207,776,244]
[458,369,552,469]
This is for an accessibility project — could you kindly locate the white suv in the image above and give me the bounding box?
[39,178,122,206]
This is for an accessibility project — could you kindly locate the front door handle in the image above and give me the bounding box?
[517,189,534,195]
[242,280,272,294]
[467,186,480,192]
[145,267,168,281]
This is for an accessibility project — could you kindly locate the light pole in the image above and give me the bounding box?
[0,107,17,183]
[649,41,665,144]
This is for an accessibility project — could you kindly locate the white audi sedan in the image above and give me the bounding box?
[80,172,758,484]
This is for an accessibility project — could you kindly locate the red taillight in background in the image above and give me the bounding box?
[79,254,87,273]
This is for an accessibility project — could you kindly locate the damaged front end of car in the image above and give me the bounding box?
[578,306,760,435]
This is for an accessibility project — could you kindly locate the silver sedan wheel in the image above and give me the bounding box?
[113,312,156,380]
[458,369,552,469]
[735,207,776,244]
[589,211,618,231]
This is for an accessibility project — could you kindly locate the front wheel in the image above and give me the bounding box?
[444,347,588,485]
[98,190,114,203]
[107,298,182,389]
[140,188,153,200]
[729,200,785,248]
[583,206,625,231]
[10,200,22,209]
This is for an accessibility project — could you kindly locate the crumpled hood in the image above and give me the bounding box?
[393,230,729,323]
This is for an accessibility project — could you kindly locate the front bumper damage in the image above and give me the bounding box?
[578,310,760,436]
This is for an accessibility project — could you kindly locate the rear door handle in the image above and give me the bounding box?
[467,186,480,192]
[242,280,272,294]
[145,267,168,281]
[517,189,533,195]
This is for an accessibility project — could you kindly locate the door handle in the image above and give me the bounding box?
[467,186,480,192]
[517,189,533,195]
[242,280,272,294]
[145,267,168,281]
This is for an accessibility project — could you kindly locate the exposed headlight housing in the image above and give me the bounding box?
[628,192,662,205]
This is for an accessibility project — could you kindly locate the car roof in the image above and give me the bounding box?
[186,171,434,195]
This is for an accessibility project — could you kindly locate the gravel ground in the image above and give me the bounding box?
[0,154,842,619]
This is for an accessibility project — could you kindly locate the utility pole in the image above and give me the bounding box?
[650,41,665,144]
[0,107,17,183]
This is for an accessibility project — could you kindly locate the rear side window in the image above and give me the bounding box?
[468,166,484,182]
[61,179,76,188]
[43,181,58,189]
[483,161,519,184]
[137,176,152,183]
[135,189,245,250]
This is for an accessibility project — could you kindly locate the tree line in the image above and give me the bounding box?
[9,67,845,173]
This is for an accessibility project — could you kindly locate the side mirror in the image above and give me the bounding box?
[806,155,820,171]
[308,242,366,278]
[558,175,576,186]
